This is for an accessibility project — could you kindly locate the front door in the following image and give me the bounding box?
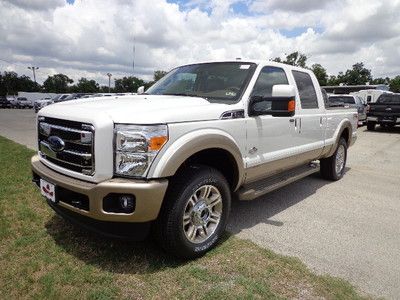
[245,65,302,183]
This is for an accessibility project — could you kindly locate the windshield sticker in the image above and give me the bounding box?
[226,91,237,97]
[240,65,250,69]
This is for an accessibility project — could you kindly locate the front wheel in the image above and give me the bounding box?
[320,137,347,181]
[153,165,231,259]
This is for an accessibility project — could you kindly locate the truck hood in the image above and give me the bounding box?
[40,95,235,124]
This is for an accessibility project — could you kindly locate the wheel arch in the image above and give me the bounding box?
[324,120,353,158]
[149,130,245,191]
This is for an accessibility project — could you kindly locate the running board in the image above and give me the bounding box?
[238,163,320,201]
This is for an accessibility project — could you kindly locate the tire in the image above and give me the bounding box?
[367,121,375,131]
[153,165,231,259]
[320,137,347,181]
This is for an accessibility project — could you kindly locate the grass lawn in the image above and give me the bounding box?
[0,135,370,299]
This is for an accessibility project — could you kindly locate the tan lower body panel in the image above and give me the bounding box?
[31,155,168,223]
[244,148,322,185]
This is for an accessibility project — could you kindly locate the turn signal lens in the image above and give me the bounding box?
[149,136,168,151]
[288,99,296,112]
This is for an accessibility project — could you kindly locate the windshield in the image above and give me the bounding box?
[329,96,355,104]
[377,94,400,104]
[146,62,257,103]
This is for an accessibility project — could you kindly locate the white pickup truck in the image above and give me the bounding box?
[32,60,358,258]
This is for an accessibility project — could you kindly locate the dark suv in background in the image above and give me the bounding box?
[0,96,12,108]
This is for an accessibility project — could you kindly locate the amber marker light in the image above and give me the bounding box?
[149,136,168,151]
[288,99,296,112]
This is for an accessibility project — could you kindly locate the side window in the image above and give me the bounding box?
[292,71,318,109]
[251,66,288,97]
[366,95,372,103]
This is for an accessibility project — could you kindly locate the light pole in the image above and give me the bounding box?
[106,73,112,93]
[28,66,39,83]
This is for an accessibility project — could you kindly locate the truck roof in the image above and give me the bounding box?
[176,59,312,73]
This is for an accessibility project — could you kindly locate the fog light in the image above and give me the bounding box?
[119,195,135,212]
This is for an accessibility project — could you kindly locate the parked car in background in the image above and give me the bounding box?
[7,96,18,108]
[367,93,400,130]
[34,97,53,113]
[52,94,72,103]
[0,96,13,108]
[329,94,367,125]
[55,93,90,102]
[35,94,71,112]
[16,97,33,109]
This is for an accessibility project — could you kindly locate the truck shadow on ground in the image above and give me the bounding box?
[227,170,346,234]
[45,168,348,273]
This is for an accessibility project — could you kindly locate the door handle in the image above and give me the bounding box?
[289,119,295,123]
[299,118,301,133]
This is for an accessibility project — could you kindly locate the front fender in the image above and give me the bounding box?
[148,129,245,191]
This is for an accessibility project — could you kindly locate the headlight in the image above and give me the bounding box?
[114,124,168,177]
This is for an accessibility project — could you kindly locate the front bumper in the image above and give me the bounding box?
[31,155,168,223]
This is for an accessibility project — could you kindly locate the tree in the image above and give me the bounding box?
[371,77,390,85]
[272,51,308,68]
[342,62,372,85]
[389,76,400,93]
[271,57,282,63]
[71,77,99,93]
[0,71,40,95]
[99,85,111,93]
[154,70,167,82]
[284,51,307,68]
[311,64,328,86]
[43,74,73,93]
[114,76,145,93]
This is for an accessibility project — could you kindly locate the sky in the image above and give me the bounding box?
[1,0,400,86]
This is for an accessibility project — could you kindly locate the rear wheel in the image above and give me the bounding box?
[320,137,347,181]
[153,165,231,259]
[367,121,376,131]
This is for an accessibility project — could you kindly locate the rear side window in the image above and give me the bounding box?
[329,96,355,104]
[377,94,400,103]
[292,71,318,109]
[366,95,372,103]
[251,66,288,97]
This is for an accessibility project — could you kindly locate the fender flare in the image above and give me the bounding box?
[325,120,353,158]
[148,130,245,191]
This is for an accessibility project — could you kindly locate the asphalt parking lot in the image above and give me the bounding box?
[1,109,399,299]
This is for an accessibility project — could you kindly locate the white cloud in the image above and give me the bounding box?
[250,0,332,13]
[0,0,399,85]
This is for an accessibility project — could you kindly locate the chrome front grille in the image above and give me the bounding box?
[38,117,95,175]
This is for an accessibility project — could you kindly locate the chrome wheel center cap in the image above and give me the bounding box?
[192,200,210,226]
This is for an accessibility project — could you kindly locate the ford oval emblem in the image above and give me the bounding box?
[48,136,65,152]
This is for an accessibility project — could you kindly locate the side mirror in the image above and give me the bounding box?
[137,86,145,94]
[248,85,296,117]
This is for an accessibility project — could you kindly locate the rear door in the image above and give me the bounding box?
[291,70,325,160]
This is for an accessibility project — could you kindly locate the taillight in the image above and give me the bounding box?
[366,105,370,113]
